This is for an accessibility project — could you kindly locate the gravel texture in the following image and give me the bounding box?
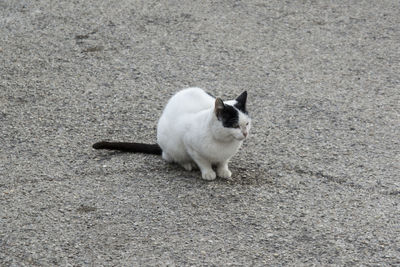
[1,0,399,266]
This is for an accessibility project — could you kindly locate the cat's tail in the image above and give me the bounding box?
[92,141,162,155]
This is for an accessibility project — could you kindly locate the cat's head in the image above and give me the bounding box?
[213,91,251,141]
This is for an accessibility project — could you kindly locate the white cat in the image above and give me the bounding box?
[93,87,251,180]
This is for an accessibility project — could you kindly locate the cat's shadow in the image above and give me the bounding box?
[93,151,249,185]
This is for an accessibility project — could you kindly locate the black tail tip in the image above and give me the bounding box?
[93,141,107,149]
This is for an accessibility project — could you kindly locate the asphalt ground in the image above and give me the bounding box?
[1,0,399,266]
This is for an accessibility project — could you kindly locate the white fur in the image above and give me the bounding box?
[157,87,251,180]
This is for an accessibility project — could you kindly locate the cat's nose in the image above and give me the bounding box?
[243,131,248,137]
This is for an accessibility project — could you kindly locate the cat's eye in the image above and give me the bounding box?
[246,122,249,126]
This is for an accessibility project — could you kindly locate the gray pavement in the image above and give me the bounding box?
[1,0,399,266]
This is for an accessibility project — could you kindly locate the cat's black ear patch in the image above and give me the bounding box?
[234,91,247,114]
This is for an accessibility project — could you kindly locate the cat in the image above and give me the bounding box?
[93,87,251,180]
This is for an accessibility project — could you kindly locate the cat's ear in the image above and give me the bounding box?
[214,98,225,118]
[235,91,247,113]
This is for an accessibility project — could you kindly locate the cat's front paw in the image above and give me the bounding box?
[217,167,232,179]
[181,163,193,171]
[201,170,217,181]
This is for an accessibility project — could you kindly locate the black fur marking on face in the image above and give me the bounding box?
[218,104,240,128]
[234,91,247,114]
